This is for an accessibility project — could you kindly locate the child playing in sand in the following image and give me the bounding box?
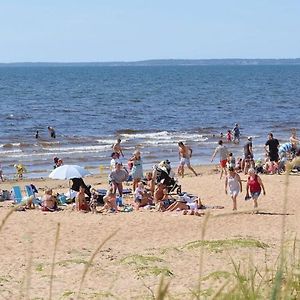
[225,167,242,210]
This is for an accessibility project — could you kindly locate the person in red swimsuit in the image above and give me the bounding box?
[245,168,266,211]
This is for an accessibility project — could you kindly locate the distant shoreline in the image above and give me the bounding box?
[1,58,300,67]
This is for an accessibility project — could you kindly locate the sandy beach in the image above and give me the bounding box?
[0,165,299,299]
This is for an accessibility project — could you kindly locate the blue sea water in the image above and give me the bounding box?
[0,65,299,178]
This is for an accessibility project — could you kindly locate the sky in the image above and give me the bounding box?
[0,0,299,62]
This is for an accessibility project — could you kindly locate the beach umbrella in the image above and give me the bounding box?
[49,165,91,180]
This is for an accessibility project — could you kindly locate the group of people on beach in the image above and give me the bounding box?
[2,124,299,215]
[209,128,299,211]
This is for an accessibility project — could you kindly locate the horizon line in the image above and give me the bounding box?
[1,58,300,64]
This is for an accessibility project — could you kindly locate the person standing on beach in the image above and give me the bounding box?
[232,123,240,144]
[225,167,242,210]
[264,132,279,168]
[48,126,56,138]
[243,136,254,174]
[109,162,129,201]
[211,140,229,179]
[112,138,124,157]
[177,142,197,177]
[128,150,143,190]
[245,168,266,212]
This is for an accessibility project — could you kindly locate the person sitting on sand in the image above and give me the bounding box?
[134,182,151,210]
[225,167,242,211]
[75,186,89,212]
[153,182,165,204]
[245,168,266,211]
[156,188,175,212]
[41,189,57,211]
[89,188,98,213]
[144,172,155,196]
[278,142,294,174]
[100,187,117,212]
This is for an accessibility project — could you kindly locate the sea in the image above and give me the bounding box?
[0,64,299,179]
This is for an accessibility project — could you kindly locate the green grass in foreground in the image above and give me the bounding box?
[183,238,269,253]
[121,254,174,278]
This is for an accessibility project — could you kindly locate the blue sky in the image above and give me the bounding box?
[0,0,299,62]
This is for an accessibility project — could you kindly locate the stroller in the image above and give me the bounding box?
[153,160,181,194]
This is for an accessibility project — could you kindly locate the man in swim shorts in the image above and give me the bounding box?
[177,142,197,177]
[112,138,124,157]
[211,140,229,179]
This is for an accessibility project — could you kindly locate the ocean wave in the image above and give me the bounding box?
[5,114,30,120]
[120,131,171,139]
[0,149,22,154]
[115,129,150,135]
[97,139,119,145]
[1,143,20,148]
[42,144,111,153]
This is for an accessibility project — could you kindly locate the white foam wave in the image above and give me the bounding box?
[0,149,22,154]
[120,131,171,139]
[120,131,208,143]
[43,145,111,152]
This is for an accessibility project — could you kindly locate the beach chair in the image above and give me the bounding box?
[12,186,23,204]
[25,185,42,206]
[57,194,67,205]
